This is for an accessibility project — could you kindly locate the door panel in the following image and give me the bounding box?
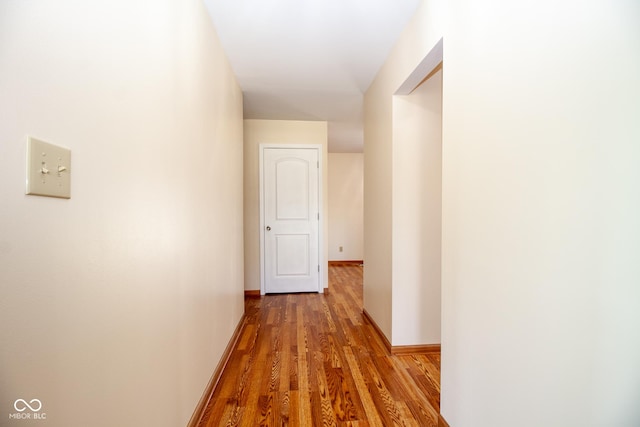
[264,148,319,293]
[276,159,309,220]
[276,234,309,276]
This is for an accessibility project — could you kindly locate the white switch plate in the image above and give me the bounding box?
[26,136,71,199]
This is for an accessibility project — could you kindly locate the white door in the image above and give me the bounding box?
[262,147,320,293]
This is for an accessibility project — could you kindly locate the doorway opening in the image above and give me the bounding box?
[390,36,444,415]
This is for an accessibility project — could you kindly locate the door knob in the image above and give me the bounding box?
[266,226,271,231]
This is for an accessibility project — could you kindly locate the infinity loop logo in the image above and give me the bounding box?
[14,399,42,412]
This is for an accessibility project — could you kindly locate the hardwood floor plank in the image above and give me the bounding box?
[391,358,437,407]
[342,346,384,427]
[315,366,338,427]
[268,348,282,393]
[406,399,439,427]
[257,394,274,426]
[360,356,406,426]
[279,323,292,392]
[297,305,313,424]
[288,390,300,426]
[198,265,440,426]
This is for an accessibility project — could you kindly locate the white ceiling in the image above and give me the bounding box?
[203,0,421,152]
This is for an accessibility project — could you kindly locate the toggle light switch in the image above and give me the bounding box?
[26,136,71,199]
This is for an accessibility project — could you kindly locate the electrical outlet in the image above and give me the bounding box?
[339,246,343,252]
[26,136,71,199]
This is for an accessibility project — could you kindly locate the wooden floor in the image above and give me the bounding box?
[199,264,441,426]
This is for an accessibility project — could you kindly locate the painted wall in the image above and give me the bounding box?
[366,0,640,426]
[392,68,442,346]
[364,0,445,347]
[441,1,640,425]
[243,119,329,291]
[328,153,364,261]
[0,1,244,427]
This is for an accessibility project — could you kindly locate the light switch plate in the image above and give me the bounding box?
[26,136,71,199]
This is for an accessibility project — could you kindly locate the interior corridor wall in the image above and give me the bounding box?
[0,1,245,426]
[328,153,364,261]
[365,0,640,426]
[440,1,640,425]
[243,119,329,291]
[364,0,445,351]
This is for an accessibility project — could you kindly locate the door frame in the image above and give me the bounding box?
[259,143,324,295]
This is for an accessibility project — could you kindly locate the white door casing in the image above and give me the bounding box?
[260,145,322,294]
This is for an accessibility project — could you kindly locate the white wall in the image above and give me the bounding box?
[0,1,244,426]
[364,0,445,346]
[244,119,329,291]
[441,1,640,425]
[328,153,364,261]
[365,0,640,426]
[392,68,442,346]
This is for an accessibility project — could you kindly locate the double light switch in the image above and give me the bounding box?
[26,136,71,199]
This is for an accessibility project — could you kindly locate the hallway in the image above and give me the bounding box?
[199,264,441,426]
